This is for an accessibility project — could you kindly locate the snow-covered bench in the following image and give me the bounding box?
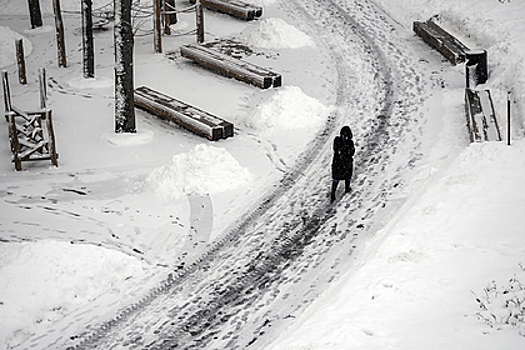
[180,44,281,89]
[413,18,470,65]
[464,88,501,142]
[134,86,234,141]
[188,0,262,20]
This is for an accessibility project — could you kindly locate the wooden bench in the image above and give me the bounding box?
[2,71,58,171]
[413,19,470,65]
[134,86,234,141]
[180,44,281,89]
[465,88,501,142]
[188,0,262,20]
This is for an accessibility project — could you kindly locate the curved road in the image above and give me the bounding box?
[66,0,433,349]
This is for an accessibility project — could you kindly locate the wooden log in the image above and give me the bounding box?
[413,19,469,65]
[134,86,233,140]
[189,0,262,20]
[180,44,281,89]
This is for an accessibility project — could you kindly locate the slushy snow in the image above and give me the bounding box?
[146,144,253,199]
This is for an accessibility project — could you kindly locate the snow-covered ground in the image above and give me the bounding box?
[0,0,524,349]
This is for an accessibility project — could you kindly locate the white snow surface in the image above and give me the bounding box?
[247,18,316,49]
[247,86,328,132]
[146,144,253,199]
[1,0,525,349]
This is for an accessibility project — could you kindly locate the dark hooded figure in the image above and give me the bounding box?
[331,125,355,201]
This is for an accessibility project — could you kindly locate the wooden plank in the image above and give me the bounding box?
[413,20,469,65]
[180,44,281,89]
[134,86,234,141]
[188,0,262,20]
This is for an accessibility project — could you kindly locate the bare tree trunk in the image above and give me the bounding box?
[27,0,43,29]
[114,0,136,133]
[39,67,47,109]
[196,0,204,44]
[15,39,27,85]
[82,0,95,78]
[164,0,177,35]
[52,0,67,67]
[153,0,162,53]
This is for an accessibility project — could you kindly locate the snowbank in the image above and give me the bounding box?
[247,86,328,133]
[270,140,525,349]
[247,18,315,50]
[146,144,252,199]
[0,240,144,350]
[0,26,32,69]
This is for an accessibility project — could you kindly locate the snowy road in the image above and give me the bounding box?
[36,0,436,349]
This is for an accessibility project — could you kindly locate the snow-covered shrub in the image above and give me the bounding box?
[473,272,525,335]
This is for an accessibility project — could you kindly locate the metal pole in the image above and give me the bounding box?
[507,91,511,146]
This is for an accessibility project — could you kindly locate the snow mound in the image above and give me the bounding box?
[0,26,33,68]
[0,240,144,349]
[147,144,252,199]
[68,75,113,89]
[247,86,328,133]
[243,0,277,6]
[247,18,315,49]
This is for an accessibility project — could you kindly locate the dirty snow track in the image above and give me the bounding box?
[59,1,431,349]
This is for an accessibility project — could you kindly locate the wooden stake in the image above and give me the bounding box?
[154,0,162,53]
[52,0,67,67]
[82,0,95,78]
[27,0,43,29]
[15,39,27,85]
[2,71,12,116]
[196,0,204,44]
[39,68,47,109]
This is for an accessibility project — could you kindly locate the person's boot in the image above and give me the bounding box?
[330,181,337,202]
[345,180,351,193]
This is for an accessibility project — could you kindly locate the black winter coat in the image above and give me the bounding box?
[332,134,355,180]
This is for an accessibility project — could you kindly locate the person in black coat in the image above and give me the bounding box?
[331,125,355,201]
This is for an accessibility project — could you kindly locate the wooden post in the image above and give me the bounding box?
[507,91,511,146]
[52,0,67,67]
[82,0,95,78]
[154,0,162,53]
[2,71,12,117]
[39,68,47,109]
[45,110,59,167]
[15,39,27,85]
[114,0,136,133]
[196,0,204,44]
[166,0,177,28]
[27,0,43,29]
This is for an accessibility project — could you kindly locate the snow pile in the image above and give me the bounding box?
[270,140,525,349]
[0,26,32,69]
[146,144,252,199]
[243,0,277,6]
[247,86,328,133]
[0,240,144,350]
[247,18,315,50]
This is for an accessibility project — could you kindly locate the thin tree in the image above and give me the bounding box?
[196,0,204,44]
[82,0,95,78]
[114,0,136,133]
[52,0,67,67]
[27,0,43,29]
[154,0,162,53]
